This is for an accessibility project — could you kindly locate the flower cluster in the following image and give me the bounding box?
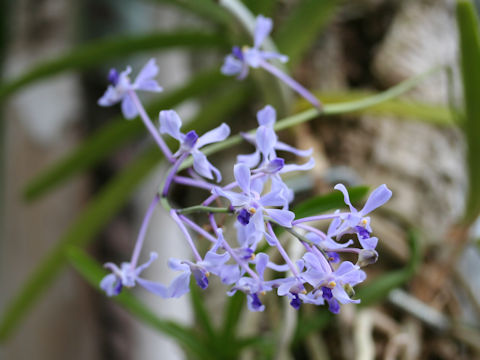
[97,15,392,314]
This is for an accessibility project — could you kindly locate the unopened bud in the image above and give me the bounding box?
[357,249,378,267]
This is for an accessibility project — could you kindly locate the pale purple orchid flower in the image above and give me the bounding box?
[159,110,230,182]
[238,105,314,205]
[100,252,167,297]
[221,16,321,109]
[98,58,163,119]
[213,163,295,230]
[333,184,392,241]
[301,252,366,314]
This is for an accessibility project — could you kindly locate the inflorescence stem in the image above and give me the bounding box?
[130,194,161,269]
[127,90,174,162]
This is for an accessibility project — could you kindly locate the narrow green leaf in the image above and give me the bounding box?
[0,85,251,342]
[151,0,231,25]
[241,0,275,16]
[275,0,339,66]
[457,0,480,222]
[67,248,210,358]
[221,291,245,343]
[293,186,369,218]
[293,309,332,344]
[23,68,228,201]
[357,229,421,307]
[0,30,228,101]
[190,282,216,339]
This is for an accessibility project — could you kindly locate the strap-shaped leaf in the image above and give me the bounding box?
[190,282,216,340]
[307,91,455,126]
[152,0,231,25]
[23,68,228,201]
[241,0,276,16]
[221,292,245,344]
[457,0,480,222]
[0,30,228,101]
[0,85,251,342]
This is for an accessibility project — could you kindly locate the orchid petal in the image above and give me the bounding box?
[360,184,392,215]
[98,86,119,106]
[359,236,378,251]
[192,150,222,182]
[167,272,192,298]
[100,274,121,297]
[136,278,168,297]
[121,95,138,120]
[256,105,276,126]
[256,125,277,158]
[234,163,251,194]
[135,252,158,276]
[332,285,359,304]
[253,15,273,49]
[196,123,230,148]
[159,110,184,141]
[334,184,357,213]
[221,54,243,76]
[213,187,249,207]
[133,59,162,92]
[275,140,313,157]
[255,252,269,279]
[237,151,261,168]
[266,209,294,227]
[280,158,315,174]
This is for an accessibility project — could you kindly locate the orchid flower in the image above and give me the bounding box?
[221,16,321,109]
[98,58,163,119]
[159,110,230,182]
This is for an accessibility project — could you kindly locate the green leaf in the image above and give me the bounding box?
[221,292,245,343]
[0,30,228,101]
[293,309,332,345]
[293,186,369,218]
[0,85,251,342]
[151,0,231,25]
[190,282,216,340]
[275,0,339,66]
[356,229,421,307]
[67,248,210,358]
[457,0,480,222]
[241,0,276,16]
[314,91,455,126]
[23,68,228,201]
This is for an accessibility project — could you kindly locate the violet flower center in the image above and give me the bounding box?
[108,68,119,86]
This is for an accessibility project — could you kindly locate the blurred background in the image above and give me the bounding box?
[1,0,480,359]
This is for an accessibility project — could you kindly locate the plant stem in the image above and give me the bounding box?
[127,90,173,162]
